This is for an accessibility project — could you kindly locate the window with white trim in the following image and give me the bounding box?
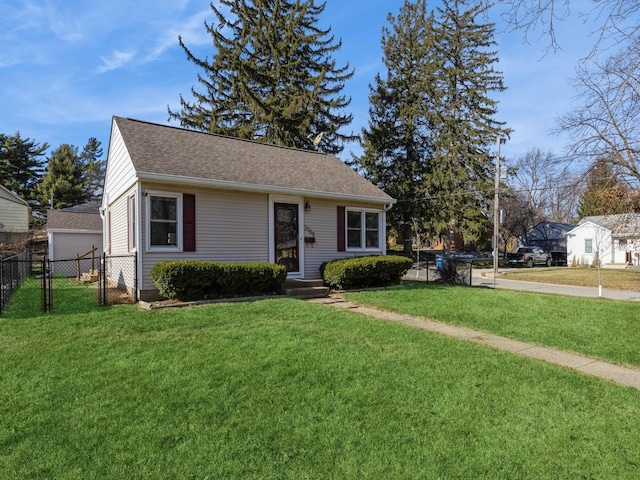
[148,193,180,250]
[585,238,593,254]
[346,208,380,250]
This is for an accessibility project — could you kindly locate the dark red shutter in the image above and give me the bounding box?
[183,193,196,252]
[337,206,345,252]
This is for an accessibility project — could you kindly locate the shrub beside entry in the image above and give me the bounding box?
[150,260,287,301]
[321,255,412,290]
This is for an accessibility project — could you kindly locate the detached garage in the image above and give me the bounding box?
[47,204,103,275]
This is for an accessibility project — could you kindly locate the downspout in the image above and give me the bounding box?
[383,203,394,255]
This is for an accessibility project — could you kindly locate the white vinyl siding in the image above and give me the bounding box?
[103,122,137,207]
[47,231,102,277]
[48,232,102,262]
[107,189,133,255]
[566,222,613,266]
[0,188,29,233]
[303,199,386,279]
[139,187,270,291]
[103,189,137,292]
[128,194,136,251]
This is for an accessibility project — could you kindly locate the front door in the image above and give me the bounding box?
[274,202,299,273]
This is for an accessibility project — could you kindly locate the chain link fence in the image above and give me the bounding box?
[1,251,137,315]
[98,252,138,306]
[0,252,33,315]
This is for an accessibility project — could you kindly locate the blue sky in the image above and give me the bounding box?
[0,0,596,164]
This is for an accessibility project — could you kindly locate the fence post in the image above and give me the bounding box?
[75,253,81,280]
[134,251,139,303]
[48,257,52,312]
[0,256,3,315]
[41,256,46,312]
[9,258,15,301]
[102,252,107,306]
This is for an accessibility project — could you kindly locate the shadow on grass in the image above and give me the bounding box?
[399,280,490,291]
[2,276,102,319]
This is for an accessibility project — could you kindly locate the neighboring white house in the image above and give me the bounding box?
[102,116,396,301]
[0,184,30,245]
[566,214,640,267]
[47,202,103,262]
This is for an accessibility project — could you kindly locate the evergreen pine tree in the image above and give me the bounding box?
[355,0,507,248]
[38,144,88,209]
[353,0,435,252]
[0,132,49,199]
[577,157,632,216]
[168,0,355,155]
[79,137,105,199]
[427,0,507,245]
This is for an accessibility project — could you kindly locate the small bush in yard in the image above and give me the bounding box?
[150,260,287,301]
[322,255,413,290]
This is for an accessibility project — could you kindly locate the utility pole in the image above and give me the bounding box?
[493,135,505,287]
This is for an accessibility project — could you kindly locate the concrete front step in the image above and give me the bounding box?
[282,279,329,299]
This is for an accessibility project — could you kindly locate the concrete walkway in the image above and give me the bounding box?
[308,295,640,391]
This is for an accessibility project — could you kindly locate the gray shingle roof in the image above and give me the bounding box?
[61,201,101,214]
[579,214,640,236]
[113,117,394,203]
[47,210,102,231]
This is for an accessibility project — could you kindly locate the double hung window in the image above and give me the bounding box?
[346,209,380,250]
[585,238,593,254]
[148,194,179,249]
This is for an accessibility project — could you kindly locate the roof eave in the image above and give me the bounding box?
[137,172,396,205]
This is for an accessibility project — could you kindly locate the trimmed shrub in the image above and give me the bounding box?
[321,255,413,290]
[150,260,287,301]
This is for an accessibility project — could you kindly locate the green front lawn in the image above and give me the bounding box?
[345,283,640,368]
[2,279,640,478]
[502,266,640,291]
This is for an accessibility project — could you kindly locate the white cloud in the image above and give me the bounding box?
[142,7,213,64]
[97,50,137,73]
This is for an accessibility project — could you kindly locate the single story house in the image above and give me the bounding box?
[566,214,640,266]
[102,117,395,301]
[0,184,30,245]
[47,202,103,276]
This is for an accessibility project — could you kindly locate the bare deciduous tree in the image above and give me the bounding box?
[558,39,640,186]
[547,180,582,223]
[498,187,536,251]
[498,0,640,55]
[508,147,578,221]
